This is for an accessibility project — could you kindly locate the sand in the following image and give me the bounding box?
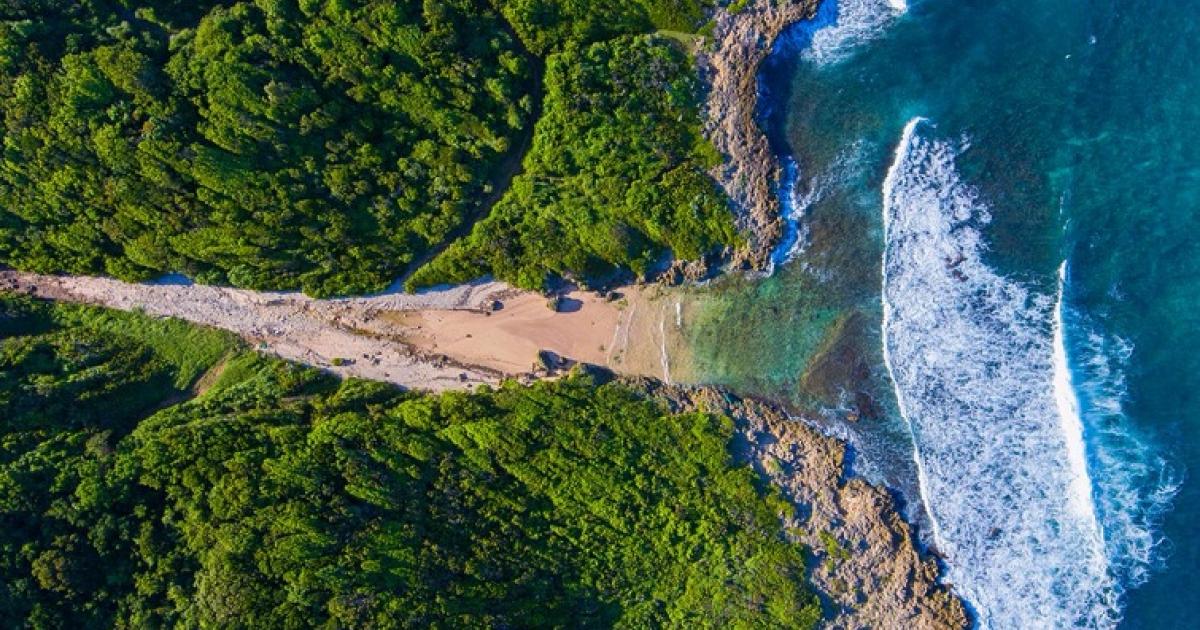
[0,271,675,391]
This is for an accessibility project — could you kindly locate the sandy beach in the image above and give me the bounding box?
[0,270,681,391]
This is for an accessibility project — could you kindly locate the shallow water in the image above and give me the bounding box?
[686,0,1197,626]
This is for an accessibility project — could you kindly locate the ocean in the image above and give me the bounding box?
[687,0,1197,626]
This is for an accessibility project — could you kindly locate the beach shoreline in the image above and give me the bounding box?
[0,266,967,627]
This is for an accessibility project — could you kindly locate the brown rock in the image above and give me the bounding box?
[699,0,822,270]
[625,378,969,629]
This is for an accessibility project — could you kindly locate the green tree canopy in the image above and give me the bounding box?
[412,34,737,290]
[1,295,820,627]
[0,1,534,296]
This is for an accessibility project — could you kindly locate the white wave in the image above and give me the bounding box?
[881,118,1118,628]
[880,117,945,551]
[776,0,906,66]
[1070,319,1181,590]
[768,143,867,271]
[767,158,805,271]
[1053,262,1102,525]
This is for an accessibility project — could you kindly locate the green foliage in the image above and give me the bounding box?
[494,0,715,55]
[411,35,738,290]
[0,0,733,297]
[727,0,752,15]
[48,303,238,388]
[0,295,241,625]
[1,297,821,627]
[0,1,734,296]
[0,1,534,297]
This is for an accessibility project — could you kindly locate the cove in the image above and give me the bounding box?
[678,0,1194,626]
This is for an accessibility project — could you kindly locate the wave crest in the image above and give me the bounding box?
[881,118,1119,628]
[774,0,906,66]
[1071,316,1182,589]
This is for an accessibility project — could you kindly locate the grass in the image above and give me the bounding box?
[656,29,703,53]
[51,304,239,388]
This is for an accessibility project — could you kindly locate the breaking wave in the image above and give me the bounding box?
[774,0,907,67]
[1068,312,1181,590]
[768,143,866,269]
[881,118,1121,628]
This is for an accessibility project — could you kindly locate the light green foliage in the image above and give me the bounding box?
[727,0,752,15]
[48,303,237,388]
[0,296,821,628]
[411,34,738,290]
[0,1,534,296]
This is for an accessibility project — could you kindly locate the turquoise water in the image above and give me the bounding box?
[748,0,1196,626]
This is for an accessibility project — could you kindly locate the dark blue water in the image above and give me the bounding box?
[758,0,1195,626]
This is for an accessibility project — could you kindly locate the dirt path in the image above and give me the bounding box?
[1,271,670,391]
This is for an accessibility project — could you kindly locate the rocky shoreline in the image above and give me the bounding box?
[699,0,821,271]
[689,7,970,625]
[629,378,968,629]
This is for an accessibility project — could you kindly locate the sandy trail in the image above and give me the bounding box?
[0,271,669,391]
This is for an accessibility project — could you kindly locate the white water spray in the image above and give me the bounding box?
[1053,262,1103,526]
[880,118,945,551]
[880,118,1117,628]
[802,0,908,66]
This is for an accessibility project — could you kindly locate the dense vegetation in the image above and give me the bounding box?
[0,0,732,296]
[495,0,715,54]
[411,34,737,290]
[0,295,821,628]
[0,0,534,296]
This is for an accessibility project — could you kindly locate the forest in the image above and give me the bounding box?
[0,294,821,628]
[0,0,535,297]
[409,34,737,291]
[0,0,732,296]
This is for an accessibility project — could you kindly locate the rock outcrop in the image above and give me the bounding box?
[630,379,969,629]
[700,0,820,270]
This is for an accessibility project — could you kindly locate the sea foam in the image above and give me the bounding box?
[1053,262,1101,523]
[881,118,1119,628]
[797,0,907,66]
[767,144,865,270]
[765,0,906,272]
[1070,313,1181,590]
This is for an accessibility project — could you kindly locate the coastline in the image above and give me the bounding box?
[0,270,674,391]
[0,267,967,627]
[0,3,973,621]
[630,379,967,628]
[699,0,821,271]
[7,0,1195,626]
